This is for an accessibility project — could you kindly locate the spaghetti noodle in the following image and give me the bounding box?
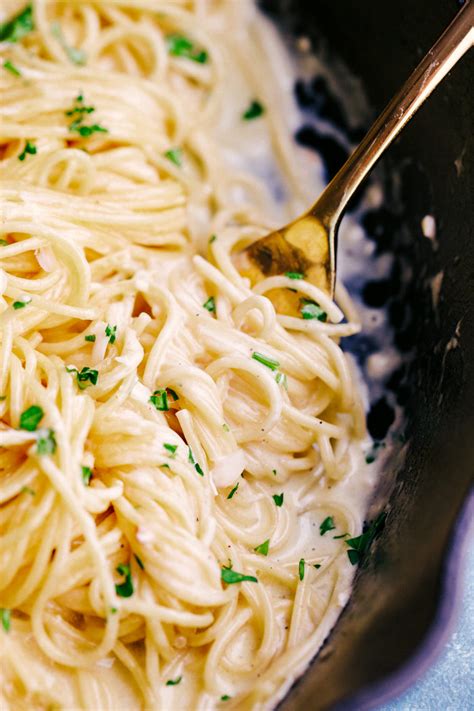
[0,1,376,709]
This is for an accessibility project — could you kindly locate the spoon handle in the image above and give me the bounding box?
[311,0,474,227]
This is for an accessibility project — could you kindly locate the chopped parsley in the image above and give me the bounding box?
[227,482,239,499]
[345,513,387,565]
[19,405,43,431]
[300,299,327,322]
[134,554,145,570]
[365,453,376,464]
[105,324,117,344]
[251,352,280,371]
[0,608,11,633]
[164,148,182,167]
[67,366,98,390]
[313,563,321,569]
[272,492,284,507]
[242,99,264,121]
[285,271,304,279]
[167,388,179,401]
[51,21,86,65]
[81,465,93,485]
[18,140,37,161]
[0,240,9,246]
[333,533,349,539]
[69,121,108,137]
[84,334,96,342]
[221,566,257,585]
[3,60,21,76]
[203,296,215,313]
[222,423,230,432]
[194,462,204,476]
[166,33,208,63]
[164,443,177,457]
[221,696,231,702]
[36,428,56,455]
[298,558,305,581]
[320,516,336,536]
[166,676,182,686]
[13,297,31,309]
[115,563,134,597]
[65,95,94,117]
[209,234,217,244]
[150,389,169,411]
[254,539,269,556]
[66,93,108,137]
[0,4,34,43]
[20,486,35,496]
[275,371,287,388]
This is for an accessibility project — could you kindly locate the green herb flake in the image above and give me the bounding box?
[84,334,96,342]
[345,513,387,566]
[333,533,349,539]
[150,389,169,411]
[0,4,34,44]
[13,297,31,309]
[164,148,182,167]
[203,296,215,313]
[300,299,327,322]
[110,607,118,614]
[222,423,230,432]
[164,443,177,457]
[272,492,284,507]
[70,122,108,137]
[134,554,145,570]
[254,539,269,556]
[275,371,287,388]
[298,558,305,581]
[66,94,108,137]
[252,352,280,371]
[272,469,277,476]
[320,516,336,536]
[285,271,304,279]
[167,388,179,401]
[105,324,117,344]
[81,465,93,485]
[36,428,56,455]
[115,563,134,597]
[221,695,231,701]
[0,608,11,633]
[221,566,257,585]
[0,240,9,246]
[242,99,264,121]
[188,448,195,464]
[51,21,86,65]
[19,405,44,431]
[365,453,376,464]
[165,676,182,686]
[227,482,239,500]
[3,60,21,76]
[209,234,217,244]
[194,462,204,477]
[166,33,208,63]
[313,563,321,569]
[76,367,99,390]
[20,486,35,496]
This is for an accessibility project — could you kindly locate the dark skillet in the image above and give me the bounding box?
[259,0,474,708]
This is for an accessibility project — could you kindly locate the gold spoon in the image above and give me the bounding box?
[241,0,474,300]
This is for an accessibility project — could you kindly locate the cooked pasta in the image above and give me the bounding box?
[0,1,377,709]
